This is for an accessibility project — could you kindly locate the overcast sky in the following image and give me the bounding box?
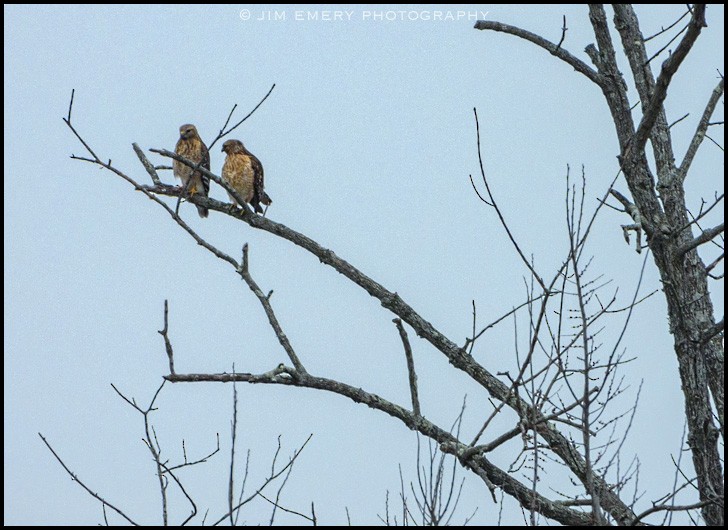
[5,4,724,526]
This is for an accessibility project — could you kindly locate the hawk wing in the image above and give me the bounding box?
[199,141,211,198]
[249,153,271,214]
[173,138,187,181]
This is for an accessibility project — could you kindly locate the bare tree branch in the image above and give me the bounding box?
[676,223,725,256]
[393,318,420,417]
[158,461,198,526]
[133,142,161,185]
[612,4,678,180]
[555,15,567,50]
[257,491,316,524]
[631,498,721,526]
[705,252,724,275]
[644,8,691,42]
[240,244,307,373]
[629,5,707,156]
[111,382,169,525]
[229,380,238,527]
[679,78,725,181]
[473,19,602,85]
[158,300,175,375]
[471,108,547,291]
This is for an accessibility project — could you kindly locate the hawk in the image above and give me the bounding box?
[221,139,272,214]
[173,124,210,218]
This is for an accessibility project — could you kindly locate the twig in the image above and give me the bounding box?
[166,433,220,472]
[207,84,276,150]
[158,461,198,526]
[472,108,547,291]
[39,433,139,526]
[67,88,75,122]
[112,382,169,525]
[676,193,724,235]
[256,491,315,524]
[229,378,238,527]
[268,460,296,525]
[644,9,691,42]
[644,21,689,65]
[210,434,314,526]
[668,112,690,129]
[467,292,552,347]
[631,498,719,525]
[555,15,567,50]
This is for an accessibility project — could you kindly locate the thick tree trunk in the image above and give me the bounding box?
[590,4,724,525]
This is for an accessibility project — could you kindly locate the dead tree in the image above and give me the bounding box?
[60,5,723,526]
[476,5,723,525]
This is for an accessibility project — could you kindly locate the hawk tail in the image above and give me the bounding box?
[260,192,272,206]
[196,205,209,218]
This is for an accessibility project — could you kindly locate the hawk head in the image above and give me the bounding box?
[179,124,199,140]
[222,139,245,154]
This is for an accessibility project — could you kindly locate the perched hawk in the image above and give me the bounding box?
[174,124,210,218]
[221,139,272,214]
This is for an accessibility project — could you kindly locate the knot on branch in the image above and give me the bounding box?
[584,43,602,68]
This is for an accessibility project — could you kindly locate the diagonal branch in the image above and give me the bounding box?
[612,4,678,180]
[471,108,547,291]
[39,433,139,526]
[676,223,725,256]
[678,77,725,181]
[393,318,420,417]
[700,317,724,345]
[240,244,307,373]
[133,143,161,185]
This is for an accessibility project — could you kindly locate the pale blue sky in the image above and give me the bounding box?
[5,4,724,525]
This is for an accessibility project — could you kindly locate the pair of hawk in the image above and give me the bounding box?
[173,124,271,218]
